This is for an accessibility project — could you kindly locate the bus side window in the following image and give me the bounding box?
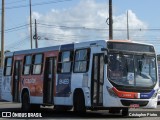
[32,54,43,75]
[57,51,73,73]
[4,57,12,76]
[73,48,90,73]
[23,55,32,75]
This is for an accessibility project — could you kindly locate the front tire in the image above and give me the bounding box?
[109,108,120,114]
[54,105,72,111]
[122,108,129,116]
[21,92,30,112]
[74,91,86,114]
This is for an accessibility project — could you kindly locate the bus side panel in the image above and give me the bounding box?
[70,41,106,107]
[54,44,73,106]
[1,53,14,102]
[158,61,160,102]
[21,75,43,104]
[20,50,59,104]
[1,76,12,101]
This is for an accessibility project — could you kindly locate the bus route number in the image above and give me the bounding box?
[59,79,69,85]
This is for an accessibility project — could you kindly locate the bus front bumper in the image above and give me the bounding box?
[120,98,157,109]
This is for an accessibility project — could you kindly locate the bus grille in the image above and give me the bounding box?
[121,100,149,107]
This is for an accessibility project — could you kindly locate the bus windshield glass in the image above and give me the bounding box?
[108,53,157,87]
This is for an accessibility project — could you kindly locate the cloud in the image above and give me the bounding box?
[31,0,147,47]
[113,10,147,40]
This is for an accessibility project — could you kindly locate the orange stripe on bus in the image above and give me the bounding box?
[112,87,138,99]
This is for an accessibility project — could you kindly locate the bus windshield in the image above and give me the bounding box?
[108,53,157,87]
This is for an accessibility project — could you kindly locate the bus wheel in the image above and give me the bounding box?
[74,91,86,114]
[54,105,72,111]
[22,92,30,112]
[31,104,40,110]
[109,108,120,114]
[122,108,129,116]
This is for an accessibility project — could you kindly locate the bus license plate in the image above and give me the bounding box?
[130,104,140,108]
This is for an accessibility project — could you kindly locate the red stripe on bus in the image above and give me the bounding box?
[112,87,138,99]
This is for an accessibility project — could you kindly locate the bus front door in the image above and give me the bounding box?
[43,57,56,104]
[13,60,22,102]
[91,54,104,106]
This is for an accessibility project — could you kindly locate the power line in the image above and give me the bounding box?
[4,24,29,32]
[4,26,28,33]
[38,23,160,31]
[5,0,27,5]
[5,36,30,50]
[3,0,74,10]
[3,21,160,33]
[5,35,29,47]
[0,23,29,33]
[3,22,160,37]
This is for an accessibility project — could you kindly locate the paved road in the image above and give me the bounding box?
[0,102,160,119]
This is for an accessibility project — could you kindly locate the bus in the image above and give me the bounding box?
[1,40,159,116]
[157,59,160,103]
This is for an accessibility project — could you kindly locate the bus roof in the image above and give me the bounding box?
[5,52,13,57]
[107,40,154,46]
[5,39,154,56]
[107,40,132,43]
[14,45,60,55]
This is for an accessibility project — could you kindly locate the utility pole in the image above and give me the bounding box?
[29,0,33,49]
[109,0,113,40]
[1,0,5,67]
[35,19,38,48]
[127,10,130,40]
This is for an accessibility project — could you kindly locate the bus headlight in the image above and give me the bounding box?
[151,92,158,99]
[107,87,117,98]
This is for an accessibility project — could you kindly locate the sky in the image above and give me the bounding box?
[1,0,160,53]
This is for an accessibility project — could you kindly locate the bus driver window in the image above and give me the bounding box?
[108,54,123,80]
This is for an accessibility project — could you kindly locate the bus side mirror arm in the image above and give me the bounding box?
[104,55,108,64]
[101,48,109,64]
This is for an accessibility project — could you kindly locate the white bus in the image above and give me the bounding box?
[1,40,159,116]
